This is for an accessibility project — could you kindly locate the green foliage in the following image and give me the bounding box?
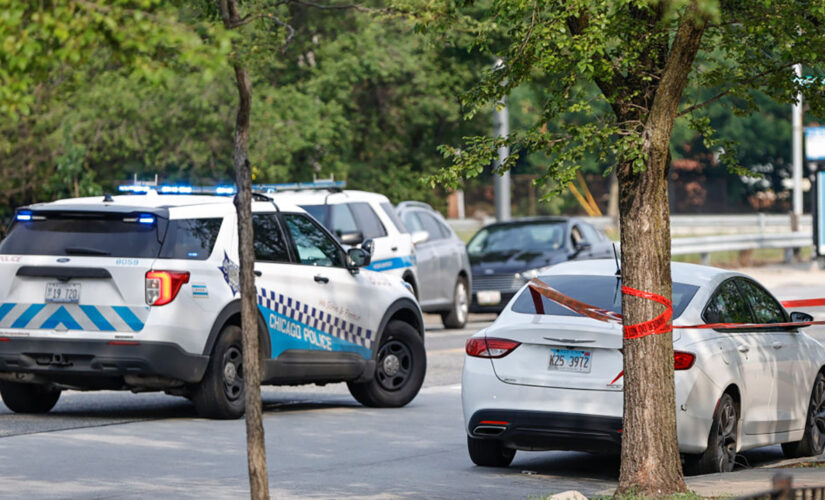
[405,0,825,194]
[0,0,231,119]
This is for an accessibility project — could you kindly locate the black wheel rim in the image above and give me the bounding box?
[222,345,244,402]
[376,339,412,391]
[715,399,737,472]
[809,377,825,451]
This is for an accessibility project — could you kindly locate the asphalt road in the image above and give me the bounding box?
[1,281,825,498]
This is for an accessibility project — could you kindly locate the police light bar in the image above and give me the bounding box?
[115,180,345,196]
[252,180,346,193]
[117,184,236,196]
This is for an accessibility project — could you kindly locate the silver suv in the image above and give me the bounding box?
[396,202,471,329]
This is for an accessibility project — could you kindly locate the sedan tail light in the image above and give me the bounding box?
[466,337,521,358]
[146,271,190,306]
[674,351,695,370]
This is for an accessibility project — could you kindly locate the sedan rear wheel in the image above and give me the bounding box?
[782,372,825,458]
[467,436,515,467]
[684,393,738,475]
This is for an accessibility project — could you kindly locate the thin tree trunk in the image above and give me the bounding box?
[616,2,707,494]
[232,61,270,500]
[219,1,270,498]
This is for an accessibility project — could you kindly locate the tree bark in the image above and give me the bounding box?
[615,3,707,495]
[220,1,270,499]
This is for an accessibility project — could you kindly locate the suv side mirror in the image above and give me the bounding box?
[791,311,814,323]
[411,230,429,245]
[572,240,591,257]
[361,238,375,256]
[339,230,364,246]
[347,247,371,270]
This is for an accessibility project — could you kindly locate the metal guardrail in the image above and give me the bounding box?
[448,214,813,235]
[738,472,825,500]
[447,217,813,265]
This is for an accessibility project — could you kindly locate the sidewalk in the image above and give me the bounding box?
[734,262,825,290]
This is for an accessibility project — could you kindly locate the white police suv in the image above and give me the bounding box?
[266,184,422,298]
[0,186,426,419]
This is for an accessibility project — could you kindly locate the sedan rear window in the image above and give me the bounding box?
[511,275,699,319]
[0,212,166,258]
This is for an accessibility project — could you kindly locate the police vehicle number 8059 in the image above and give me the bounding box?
[0,187,426,419]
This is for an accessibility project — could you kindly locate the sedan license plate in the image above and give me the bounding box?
[477,290,501,306]
[45,282,81,304]
[548,348,592,373]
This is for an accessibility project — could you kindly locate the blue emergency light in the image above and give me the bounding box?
[137,214,156,224]
[15,210,33,222]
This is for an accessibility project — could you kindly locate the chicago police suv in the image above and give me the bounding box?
[0,186,426,418]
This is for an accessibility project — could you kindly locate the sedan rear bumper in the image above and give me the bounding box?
[468,409,622,453]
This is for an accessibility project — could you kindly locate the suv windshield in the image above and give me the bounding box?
[511,274,699,319]
[468,222,566,256]
[0,212,166,258]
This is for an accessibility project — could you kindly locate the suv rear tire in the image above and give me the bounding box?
[192,325,246,419]
[347,320,425,407]
[0,381,61,413]
[441,277,469,329]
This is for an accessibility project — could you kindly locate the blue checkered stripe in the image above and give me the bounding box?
[0,303,147,332]
[257,288,374,350]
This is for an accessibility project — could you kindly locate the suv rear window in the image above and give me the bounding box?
[159,218,223,260]
[0,212,166,258]
[511,275,699,319]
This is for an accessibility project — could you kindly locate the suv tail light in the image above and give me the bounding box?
[145,271,190,306]
[674,351,695,370]
[466,337,521,358]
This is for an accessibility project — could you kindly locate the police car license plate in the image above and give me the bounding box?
[477,290,501,306]
[45,282,80,304]
[548,348,591,373]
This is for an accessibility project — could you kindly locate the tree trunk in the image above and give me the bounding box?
[616,157,685,494]
[231,60,270,500]
[219,1,269,497]
[615,3,707,494]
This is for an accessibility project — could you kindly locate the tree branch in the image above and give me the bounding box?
[676,61,799,117]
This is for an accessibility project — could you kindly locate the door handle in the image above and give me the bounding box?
[254,270,262,277]
[314,275,329,284]
[772,341,783,350]
[391,246,398,252]
[737,344,750,353]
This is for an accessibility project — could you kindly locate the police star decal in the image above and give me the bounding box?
[219,252,240,296]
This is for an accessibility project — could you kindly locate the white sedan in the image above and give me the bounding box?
[462,260,825,474]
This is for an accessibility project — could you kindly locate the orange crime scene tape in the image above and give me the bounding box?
[527,278,825,385]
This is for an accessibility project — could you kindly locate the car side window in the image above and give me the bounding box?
[570,225,584,247]
[402,212,424,233]
[579,223,602,244]
[418,213,446,241]
[284,214,343,267]
[735,279,787,324]
[350,202,387,239]
[381,202,408,233]
[252,214,290,263]
[703,280,754,325]
[329,204,359,237]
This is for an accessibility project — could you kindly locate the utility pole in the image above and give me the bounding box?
[792,63,804,230]
[493,58,511,222]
